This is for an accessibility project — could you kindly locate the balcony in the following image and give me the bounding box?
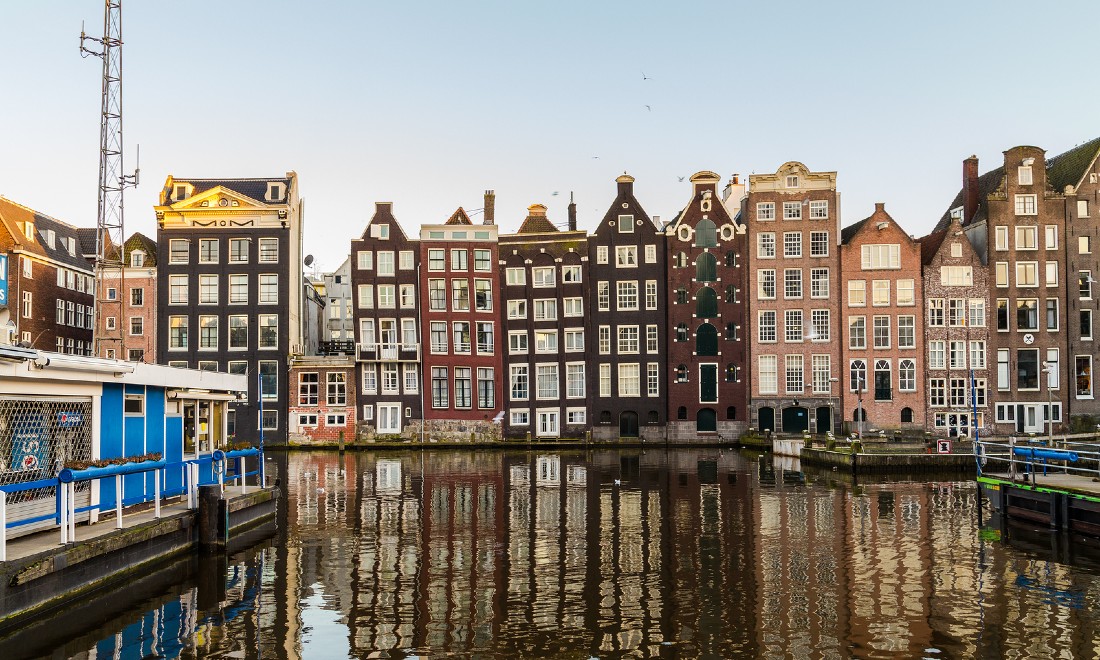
[318,340,356,356]
[356,342,420,363]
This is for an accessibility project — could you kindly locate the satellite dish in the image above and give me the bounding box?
[304,254,314,267]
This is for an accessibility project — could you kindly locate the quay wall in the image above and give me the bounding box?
[801,448,976,473]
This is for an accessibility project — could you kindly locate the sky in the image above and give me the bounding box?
[2,1,1099,276]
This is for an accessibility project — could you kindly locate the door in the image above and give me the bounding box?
[619,411,639,438]
[782,406,808,433]
[377,404,401,434]
[816,406,831,434]
[700,365,718,403]
[697,408,717,432]
[537,410,559,437]
[759,406,775,432]
[1016,404,1025,434]
[380,320,398,359]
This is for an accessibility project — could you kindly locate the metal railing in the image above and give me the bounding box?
[356,342,420,362]
[0,449,265,562]
[975,436,1100,483]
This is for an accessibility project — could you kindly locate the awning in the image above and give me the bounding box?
[166,389,240,402]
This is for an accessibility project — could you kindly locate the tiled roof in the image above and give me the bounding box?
[444,207,473,225]
[1047,136,1100,192]
[934,166,1004,232]
[171,177,292,204]
[0,196,95,271]
[918,226,949,266]
[76,228,98,256]
[517,215,559,234]
[840,217,869,244]
[117,232,157,266]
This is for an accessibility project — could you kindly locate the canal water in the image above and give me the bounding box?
[8,448,1100,659]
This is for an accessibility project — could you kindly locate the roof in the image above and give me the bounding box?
[169,177,293,204]
[76,228,99,256]
[118,232,157,266]
[1047,136,1100,192]
[444,207,473,225]
[918,226,949,265]
[517,215,559,234]
[0,196,95,271]
[840,217,869,244]
[934,166,1004,232]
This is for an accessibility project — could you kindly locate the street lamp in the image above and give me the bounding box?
[1042,361,1056,447]
[857,372,866,442]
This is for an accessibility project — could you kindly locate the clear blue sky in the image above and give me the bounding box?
[2,1,1098,274]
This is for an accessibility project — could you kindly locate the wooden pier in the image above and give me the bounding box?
[980,472,1100,536]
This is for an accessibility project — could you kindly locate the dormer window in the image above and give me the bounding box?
[266,182,286,202]
[67,237,77,256]
[173,184,190,201]
[786,175,799,188]
[45,229,56,249]
[131,251,145,267]
[23,222,34,240]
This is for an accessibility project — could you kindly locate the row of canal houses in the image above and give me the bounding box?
[339,137,1100,441]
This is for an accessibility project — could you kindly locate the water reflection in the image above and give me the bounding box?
[15,448,1100,659]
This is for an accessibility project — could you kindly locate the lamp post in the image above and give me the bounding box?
[1043,361,1056,447]
[857,372,865,442]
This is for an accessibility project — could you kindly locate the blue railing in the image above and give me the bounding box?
[1,449,265,562]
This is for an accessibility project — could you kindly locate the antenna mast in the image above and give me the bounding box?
[81,1,138,359]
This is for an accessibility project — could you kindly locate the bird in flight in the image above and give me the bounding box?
[552,191,559,196]
[642,71,651,81]
[592,156,600,159]
[678,176,685,182]
[645,104,651,111]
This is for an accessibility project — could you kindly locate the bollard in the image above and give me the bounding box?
[197,485,226,547]
[339,430,345,452]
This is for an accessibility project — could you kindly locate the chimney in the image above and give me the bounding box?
[963,155,979,224]
[483,190,495,225]
[722,173,745,203]
[375,201,392,216]
[568,192,577,232]
[616,172,635,197]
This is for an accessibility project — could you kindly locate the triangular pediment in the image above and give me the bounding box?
[169,186,269,211]
[445,207,473,225]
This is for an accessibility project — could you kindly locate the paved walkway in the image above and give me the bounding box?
[3,485,259,564]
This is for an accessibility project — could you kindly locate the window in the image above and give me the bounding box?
[928,378,946,407]
[948,298,965,326]
[537,364,559,399]
[898,316,915,348]
[400,284,416,309]
[1081,236,1092,255]
[726,284,739,303]
[968,299,986,327]
[198,274,219,304]
[810,309,830,341]
[848,280,866,306]
[564,329,584,352]
[432,368,449,408]
[861,244,900,270]
[950,242,962,258]
[563,297,584,317]
[675,364,689,384]
[758,270,776,299]
[451,279,470,311]
[1017,299,1038,330]
[535,330,558,353]
[646,325,659,353]
[255,237,278,262]
[1076,356,1093,398]
[1018,165,1033,185]
[505,268,525,286]
[449,249,468,272]
[617,326,639,354]
[616,246,638,267]
[784,310,803,342]
[507,299,527,319]
[1014,194,1037,215]
[970,340,986,369]
[198,239,218,263]
[1017,349,1039,390]
[510,366,529,400]
[1016,262,1038,287]
[950,340,966,369]
[562,265,582,283]
[598,326,611,354]
[169,275,189,304]
[598,282,610,311]
[617,281,638,310]
[453,322,472,353]
[199,316,219,349]
[994,226,1008,251]
[534,299,558,320]
[531,266,554,287]
[1047,298,1059,331]
[129,317,143,336]
[676,323,689,342]
[784,269,802,299]
[785,355,803,394]
[169,239,189,264]
[874,360,892,401]
[130,288,144,306]
[1047,348,1060,390]
[873,316,890,349]
[756,202,775,221]
[899,359,916,392]
[474,279,492,310]
[783,232,802,258]
[1081,271,1093,299]
[596,246,608,264]
[228,315,248,349]
[809,200,828,219]
[302,375,323,407]
[324,372,347,406]
[169,316,188,349]
[259,274,278,304]
[645,281,658,310]
[849,316,866,349]
[997,349,1010,390]
[996,299,1009,331]
[258,361,278,400]
[850,359,867,392]
[758,311,777,342]
[758,233,776,258]
[1016,226,1038,250]
[783,201,801,220]
[643,244,658,263]
[648,363,660,396]
[810,231,829,256]
[508,331,528,354]
[811,355,830,394]
[897,279,915,306]
[427,249,446,271]
[477,322,494,354]
[872,279,890,306]
[399,250,415,270]
[759,355,777,394]
[1082,309,1093,340]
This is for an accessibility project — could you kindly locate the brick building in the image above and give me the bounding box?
[746,162,842,434]
[500,202,589,439]
[351,202,422,437]
[288,355,357,443]
[918,218,990,436]
[840,203,924,433]
[665,171,749,439]
[420,201,503,440]
[155,173,305,443]
[96,232,158,363]
[0,196,95,355]
[587,174,668,441]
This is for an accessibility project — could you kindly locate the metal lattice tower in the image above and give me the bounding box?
[81,0,137,358]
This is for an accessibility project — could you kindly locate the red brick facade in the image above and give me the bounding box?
[288,357,358,443]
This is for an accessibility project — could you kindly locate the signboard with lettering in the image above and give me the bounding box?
[12,413,49,471]
[0,253,8,306]
[58,411,84,427]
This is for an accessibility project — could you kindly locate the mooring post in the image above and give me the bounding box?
[154,469,162,519]
[339,430,345,452]
[198,484,225,548]
[115,474,123,529]
[59,481,68,545]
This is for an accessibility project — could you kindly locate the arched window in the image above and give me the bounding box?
[676,364,689,382]
[725,250,737,267]
[696,287,718,318]
[874,359,892,401]
[696,252,717,282]
[647,411,660,424]
[677,406,688,420]
[696,323,718,356]
[901,407,914,423]
[676,324,689,342]
[850,359,867,392]
[695,219,717,247]
[725,284,737,303]
[726,406,737,420]
[725,363,737,382]
[853,408,867,422]
[899,359,916,392]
